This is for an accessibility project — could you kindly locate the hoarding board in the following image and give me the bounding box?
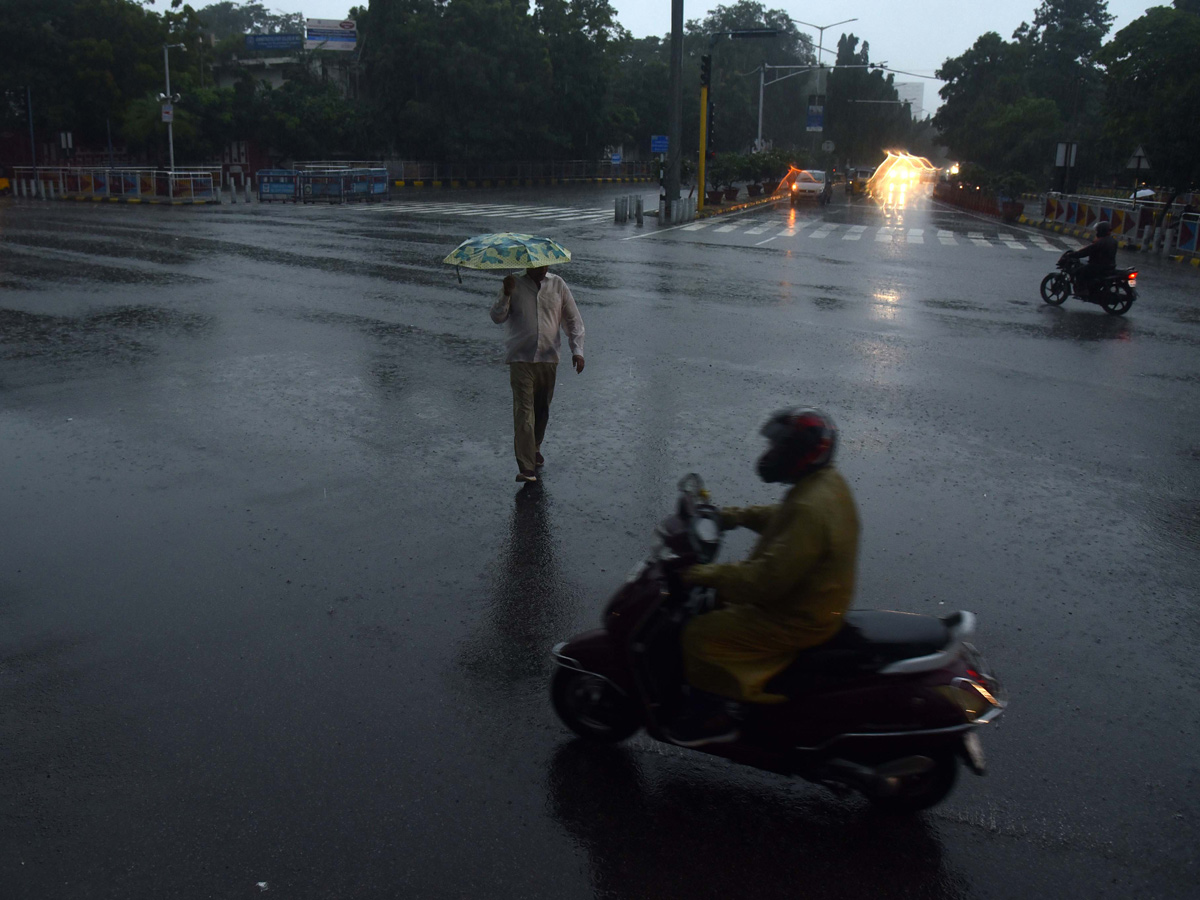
[305,19,357,51]
[245,34,304,51]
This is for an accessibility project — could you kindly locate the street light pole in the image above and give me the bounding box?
[792,17,857,155]
[161,43,185,173]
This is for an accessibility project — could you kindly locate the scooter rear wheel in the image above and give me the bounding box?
[551,667,640,743]
[868,753,958,814]
[1100,283,1134,316]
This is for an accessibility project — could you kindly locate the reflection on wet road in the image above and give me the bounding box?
[1,187,1198,899]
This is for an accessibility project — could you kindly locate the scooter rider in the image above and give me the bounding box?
[667,409,861,747]
[1069,220,1118,296]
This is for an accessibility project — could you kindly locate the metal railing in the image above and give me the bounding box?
[384,159,654,181]
[11,166,218,202]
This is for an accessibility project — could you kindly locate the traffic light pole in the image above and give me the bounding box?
[698,53,711,212]
[697,83,709,212]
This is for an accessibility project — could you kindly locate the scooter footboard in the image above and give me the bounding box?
[819,727,970,765]
[551,630,636,697]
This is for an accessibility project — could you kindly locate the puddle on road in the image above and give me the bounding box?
[922,298,989,312]
[0,251,208,289]
[0,305,213,364]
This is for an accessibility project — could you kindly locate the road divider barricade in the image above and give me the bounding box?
[257,170,300,202]
[297,167,389,203]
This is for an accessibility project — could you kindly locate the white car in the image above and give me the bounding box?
[790,169,830,205]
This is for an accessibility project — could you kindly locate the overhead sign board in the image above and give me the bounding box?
[806,93,825,133]
[305,18,357,51]
[245,33,304,51]
[650,135,669,153]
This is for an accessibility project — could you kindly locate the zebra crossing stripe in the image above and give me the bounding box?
[810,224,838,239]
[876,227,894,242]
[843,225,867,241]
[746,224,771,235]
[907,228,924,244]
[683,222,710,231]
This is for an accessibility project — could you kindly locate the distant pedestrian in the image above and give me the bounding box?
[490,265,585,483]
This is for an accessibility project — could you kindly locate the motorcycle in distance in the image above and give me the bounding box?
[1040,252,1138,316]
[550,475,1007,813]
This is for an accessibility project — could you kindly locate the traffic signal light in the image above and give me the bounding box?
[700,54,712,87]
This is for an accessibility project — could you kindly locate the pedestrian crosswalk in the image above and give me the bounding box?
[343,199,1079,251]
[343,201,614,223]
[672,217,1076,251]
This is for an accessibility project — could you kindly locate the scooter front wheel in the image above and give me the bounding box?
[551,667,640,743]
[868,753,958,814]
[1040,272,1069,305]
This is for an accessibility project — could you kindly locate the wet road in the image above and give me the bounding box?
[2,186,1198,899]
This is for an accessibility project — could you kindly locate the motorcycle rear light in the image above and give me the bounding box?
[1128,272,1137,286]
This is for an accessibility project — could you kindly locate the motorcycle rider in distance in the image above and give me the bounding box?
[1069,220,1118,297]
[667,409,861,747]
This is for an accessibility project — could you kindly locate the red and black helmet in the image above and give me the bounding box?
[756,408,838,484]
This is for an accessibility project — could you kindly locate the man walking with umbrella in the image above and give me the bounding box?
[490,263,585,483]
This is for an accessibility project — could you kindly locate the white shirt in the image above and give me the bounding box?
[489,271,585,364]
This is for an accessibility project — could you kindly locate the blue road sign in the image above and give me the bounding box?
[651,135,669,154]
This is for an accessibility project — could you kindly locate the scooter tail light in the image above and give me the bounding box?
[1128,272,1137,286]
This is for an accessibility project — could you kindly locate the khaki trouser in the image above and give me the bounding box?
[509,362,557,472]
[682,606,805,704]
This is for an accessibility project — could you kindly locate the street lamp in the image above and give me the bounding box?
[159,42,185,173]
[790,18,857,156]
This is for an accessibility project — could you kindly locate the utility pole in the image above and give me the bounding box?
[26,86,37,184]
[664,0,683,214]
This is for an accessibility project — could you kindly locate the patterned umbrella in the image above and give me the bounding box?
[443,232,572,271]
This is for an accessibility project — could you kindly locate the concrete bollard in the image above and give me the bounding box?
[245,178,252,203]
[1160,227,1175,257]
[614,197,621,223]
[635,196,644,226]
[230,178,238,203]
[48,181,55,199]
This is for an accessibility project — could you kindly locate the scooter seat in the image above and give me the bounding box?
[766,610,951,691]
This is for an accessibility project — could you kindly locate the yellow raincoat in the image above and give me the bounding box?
[682,466,860,703]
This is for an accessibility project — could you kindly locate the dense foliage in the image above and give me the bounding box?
[933,0,1198,193]
[5,0,1192,189]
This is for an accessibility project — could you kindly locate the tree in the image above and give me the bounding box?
[825,34,910,169]
[686,2,815,154]
[933,1,1115,185]
[1097,3,1200,210]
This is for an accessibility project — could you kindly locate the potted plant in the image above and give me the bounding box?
[715,152,742,201]
[994,171,1034,222]
[705,153,729,205]
[744,153,764,196]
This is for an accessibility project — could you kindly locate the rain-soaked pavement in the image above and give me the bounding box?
[2,185,1198,899]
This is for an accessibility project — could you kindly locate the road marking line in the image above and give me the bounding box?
[755,235,778,246]
[682,222,711,231]
[810,224,838,239]
[746,225,770,234]
[907,229,924,243]
[842,225,867,241]
[1002,240,1025,249]
[876,227,894,242]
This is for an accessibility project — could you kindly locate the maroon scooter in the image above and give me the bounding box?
[550,474,1007,813]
